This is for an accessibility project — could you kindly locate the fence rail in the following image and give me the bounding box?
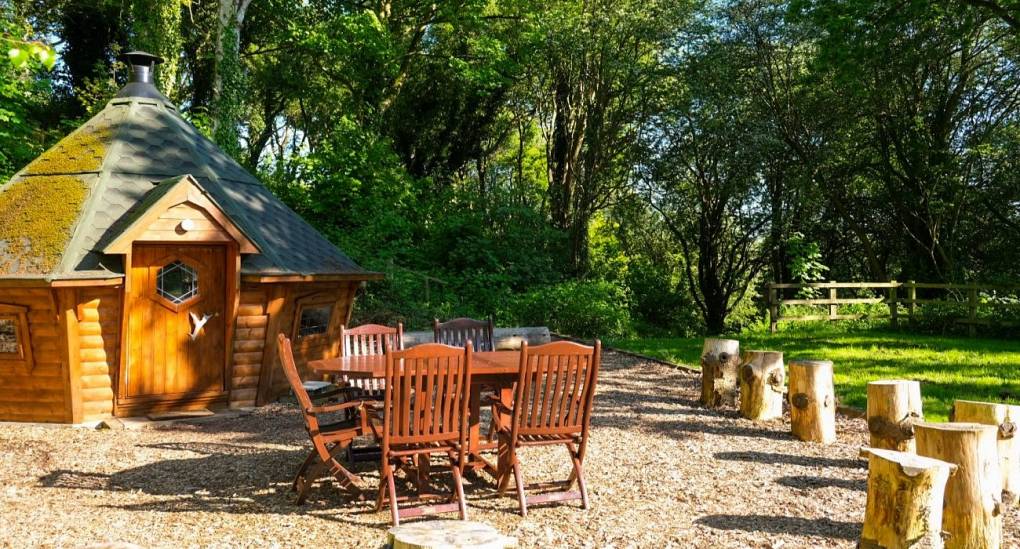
[767,281,1020,335]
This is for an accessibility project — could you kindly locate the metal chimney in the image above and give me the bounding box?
[115,51,169,100]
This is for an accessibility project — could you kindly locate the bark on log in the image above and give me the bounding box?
[788,359,837,444]
[700,338,740,408]
[915,422,1003,549]
[867,380,923,452]
[952,399,1020,507]
[738,350,784,421]
[386,520,517,549]
[859,446,957,549]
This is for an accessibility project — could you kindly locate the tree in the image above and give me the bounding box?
[642,34,771,333]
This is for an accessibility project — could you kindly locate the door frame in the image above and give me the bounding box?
[114,241,239,417]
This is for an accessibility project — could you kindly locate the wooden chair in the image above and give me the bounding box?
[434,317,494,352]
[491,340,601,516]
[276,333,367,504]
[340,323,403,399]
[376,342,473,526]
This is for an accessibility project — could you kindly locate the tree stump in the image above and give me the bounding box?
[915,422,1003,549]
[787,359,836,444]
[386,520,517,549]
[859,447,957,549]
[952,399,1020,507]
[700,338,740,408]
[738,350,784,421]
[867,380,923,452]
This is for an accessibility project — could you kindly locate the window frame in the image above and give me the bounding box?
[0,304,33,373]
[292,295,339,343]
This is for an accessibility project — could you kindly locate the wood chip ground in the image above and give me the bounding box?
[1,351,1017,548]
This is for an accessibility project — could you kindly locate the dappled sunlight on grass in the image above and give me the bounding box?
[609,326,1020,421]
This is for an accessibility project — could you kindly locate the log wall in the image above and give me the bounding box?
[229,288,268,408]
[0,288,66,422]
[76,287,121,420]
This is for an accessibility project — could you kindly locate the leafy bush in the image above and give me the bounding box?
[513,280,634,338]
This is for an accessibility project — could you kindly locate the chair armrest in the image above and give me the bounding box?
[306,400,363,415]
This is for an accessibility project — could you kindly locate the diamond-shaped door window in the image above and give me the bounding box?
[157,260,199,305]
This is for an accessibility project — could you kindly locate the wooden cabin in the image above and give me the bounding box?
[0,52,380,423]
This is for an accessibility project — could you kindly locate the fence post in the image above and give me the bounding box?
[967,287,977,337]
[768,285,778,333]
[889,280,898,328]
[907,281,916,325]
[828,281,838,322]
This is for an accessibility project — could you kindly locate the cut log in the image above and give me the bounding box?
[700,338,740,408]
[867,380,923,452]
[859,446,957,549]
[915,422,1003,549]
[952,399,1020,507]
[386,520,517,549]
[787,359,837,444]
[738,350,784,421]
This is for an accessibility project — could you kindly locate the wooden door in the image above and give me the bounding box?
[120,244,228,411]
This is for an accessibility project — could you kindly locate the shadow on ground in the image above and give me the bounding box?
[696,514,861,540]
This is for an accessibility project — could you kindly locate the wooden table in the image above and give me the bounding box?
[309,351,520,475]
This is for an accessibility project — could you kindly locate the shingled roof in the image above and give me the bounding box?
[0,59,378,282]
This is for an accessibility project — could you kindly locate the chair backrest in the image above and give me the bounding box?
[276,334,318,432]
[509,340,601,440]
[342,323,403,357]
[382,343,473,455]
[434,317,494,352]
[340,323,403,393]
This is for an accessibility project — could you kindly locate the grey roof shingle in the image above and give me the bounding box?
[0,89,377,280]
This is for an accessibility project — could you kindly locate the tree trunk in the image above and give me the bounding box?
[867,380,923,452]
[915,422,1004,549]
[788,360,837,444]
[738,350,784,421]
[700,338,740,408]
[386,520,517,549]
[859,447,957,549]
[952,400,1020,506]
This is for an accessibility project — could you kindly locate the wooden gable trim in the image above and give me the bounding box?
[103,175,259,255]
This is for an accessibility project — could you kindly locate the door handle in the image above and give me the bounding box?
[189,311,218,340]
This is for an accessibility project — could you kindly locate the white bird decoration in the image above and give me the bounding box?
[189,311,217,341]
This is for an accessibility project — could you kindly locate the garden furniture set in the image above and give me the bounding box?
[278,318,602,525]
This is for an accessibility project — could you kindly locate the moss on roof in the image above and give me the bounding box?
[22,119,113,175]
[0,175,90,274]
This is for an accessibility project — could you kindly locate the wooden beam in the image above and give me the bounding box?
[242,273,383,283]
[56,287,83,423]
[255,284,290,406]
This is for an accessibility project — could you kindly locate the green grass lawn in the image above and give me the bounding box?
[608,325,1020,421]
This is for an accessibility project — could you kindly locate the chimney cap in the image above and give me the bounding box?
[120,51,165,66]
[114,50,171,102]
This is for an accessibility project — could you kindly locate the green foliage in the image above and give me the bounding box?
[786,232,829,297]
[514,280,634,338]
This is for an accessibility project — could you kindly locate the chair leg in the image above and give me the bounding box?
[496,448,514,496]
[513,461,527,517]
[387,466,400,526]
[295,460,326,505]
[448,452,468,520]
[570,452,589,510]
[292,449,318,493]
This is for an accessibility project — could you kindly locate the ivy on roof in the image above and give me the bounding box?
[0,175,90,274]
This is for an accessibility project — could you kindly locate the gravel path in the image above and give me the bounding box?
[1,351,1017,548]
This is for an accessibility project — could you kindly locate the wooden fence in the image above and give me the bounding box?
[767,281,1020,335]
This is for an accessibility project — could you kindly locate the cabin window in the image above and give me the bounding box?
[157,260,199,305]
[298,304,333,338]
[0,318,19,355]
[0,304,32,371]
